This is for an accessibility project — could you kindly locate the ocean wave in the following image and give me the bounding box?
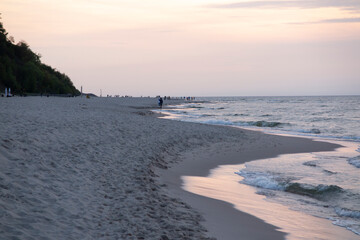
[310,116,333,122]
[203,119,234,126]
[187,105,204,109]
[278,130,360,142]
[338,136,360,142]
[323,169,337,175]
[335,207,360,219]
[238,173,285,190]
[303,161,336,174]
[303,161,317,167]
[202,119,288,128]
[236,171,290,191]
[285,183,343,200]
[237,170,343,200]
[298,128,321,134]
[246,121,287,128]
[348,156,360,168]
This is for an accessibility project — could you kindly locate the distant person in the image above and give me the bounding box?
[158,97,163,109]
[5,88,12,97]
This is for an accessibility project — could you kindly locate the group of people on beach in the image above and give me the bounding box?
[157,96,196,109]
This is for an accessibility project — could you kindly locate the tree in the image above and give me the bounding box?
[0,15,80,95]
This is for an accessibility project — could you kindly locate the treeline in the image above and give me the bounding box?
[0,17,80,95]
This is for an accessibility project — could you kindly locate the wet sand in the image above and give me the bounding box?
[159,131,342,240]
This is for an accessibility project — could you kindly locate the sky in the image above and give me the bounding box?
[1,0,360,96]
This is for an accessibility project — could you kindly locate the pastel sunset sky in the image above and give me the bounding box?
[2,0,360,96]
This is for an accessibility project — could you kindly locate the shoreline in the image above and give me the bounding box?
[1,96,354,239]
[158,128,342,239]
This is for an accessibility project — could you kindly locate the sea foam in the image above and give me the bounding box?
[335,208,360,219]
[348,156,360,168]
[236,171,287,191]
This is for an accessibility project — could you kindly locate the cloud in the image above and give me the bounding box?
[319,17,360,23]
[289,17,360,24]
[207,0,360,11]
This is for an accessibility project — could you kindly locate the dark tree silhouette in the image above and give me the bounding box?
[0,14,80,95]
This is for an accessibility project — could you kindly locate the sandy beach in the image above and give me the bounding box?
[0,97,341,239]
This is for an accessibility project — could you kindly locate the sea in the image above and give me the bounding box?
[158,96,360,239]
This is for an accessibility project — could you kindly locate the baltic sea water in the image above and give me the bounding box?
[159,96,360,238]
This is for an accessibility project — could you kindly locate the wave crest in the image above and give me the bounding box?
[335,207,360,219]
[285,183,343,200]
[299,128,321,134]
[237,170,343,201]
[348,156,360,168]
[247,121,286,128]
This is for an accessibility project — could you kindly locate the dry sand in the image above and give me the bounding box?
[0,96,340,239]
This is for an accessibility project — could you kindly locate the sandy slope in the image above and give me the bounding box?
[0,97,339,239]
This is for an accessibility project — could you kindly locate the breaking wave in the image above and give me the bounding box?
[236,171,288,191]
[348,156,360,168]
[303,161,317,167]
[201,120,289,128]
[285,183,343,200]
[236,170,343,200]
[246,121,285,128]
[335,208,360,219]
[298,128,321,134]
